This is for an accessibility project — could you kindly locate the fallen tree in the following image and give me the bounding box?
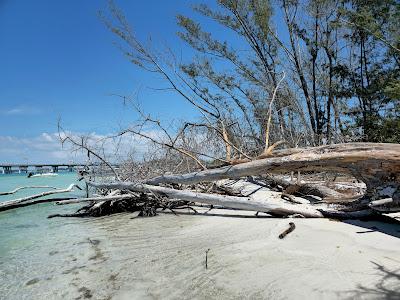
[54,143,399,219]
[1,143,398,219]
[146,143,400,202]
[86,179,377,218]
[38,2,396,221]
[87,180,324,218]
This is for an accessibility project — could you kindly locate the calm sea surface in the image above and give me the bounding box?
[1,174,399,299]
[0,173,89,299]
[0,172,204,299]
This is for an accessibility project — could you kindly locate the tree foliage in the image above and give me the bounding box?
[103,0,399,162]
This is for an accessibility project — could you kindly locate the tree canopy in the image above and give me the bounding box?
[104,0,400,161]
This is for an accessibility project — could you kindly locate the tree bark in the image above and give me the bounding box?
[146,143,400,202]
[88,179,379,218]
[88,181,324,218]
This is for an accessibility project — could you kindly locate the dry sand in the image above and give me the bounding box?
[8,209,400,300]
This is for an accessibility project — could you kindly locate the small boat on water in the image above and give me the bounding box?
[27,172,58,178]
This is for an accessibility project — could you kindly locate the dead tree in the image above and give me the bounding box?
[3,143,398,219]
[80,143,399,218]
[146,143,399,200]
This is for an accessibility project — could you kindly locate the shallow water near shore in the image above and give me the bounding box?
[1,173,400,299]
[0,173,87,298]
[0,173,85,254]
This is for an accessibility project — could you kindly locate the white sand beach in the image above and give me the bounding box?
[4,208,399,300]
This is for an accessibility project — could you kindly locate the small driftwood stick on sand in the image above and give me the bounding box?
[0,184,81,212]
[0,186,58,196]
[279,222,296,239]
[205,249,211,269]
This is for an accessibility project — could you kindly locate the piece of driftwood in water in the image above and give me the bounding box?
[0,197,77,212]
[0,186,58,196]
[0,184,80,212]
[279,222,296,239]
[48,212,89,219]
[146,143,400,203]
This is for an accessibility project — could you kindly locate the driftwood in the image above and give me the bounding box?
[0,186,58,196]
[279,222,296,239]
[146,143,400,202]
[48,212,88,219]
[261,175,348,200]
[0,184,81,212]
[0,197,76,212]
[88,181,325,217]
[83,143,399,218]
[4,143,398,219]
[205,249,211,269]
[215,179,376,218]
[86,179,376,218]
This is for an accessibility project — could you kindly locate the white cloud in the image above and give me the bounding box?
[0,131,156,164]
[0,105,42,116]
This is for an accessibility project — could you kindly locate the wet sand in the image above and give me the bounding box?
[2,208,400,300]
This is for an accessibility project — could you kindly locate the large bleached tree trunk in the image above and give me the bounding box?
[88,179,377,218]
[145,143,400,203]
[215,179,376,218]
[84,143,398,218]
[3,143,398,218]
[88,181,324,218]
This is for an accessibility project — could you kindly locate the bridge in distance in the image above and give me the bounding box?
[0,163,87,174]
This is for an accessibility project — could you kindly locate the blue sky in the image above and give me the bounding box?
[0,0,291,164]
[0,0,205,163]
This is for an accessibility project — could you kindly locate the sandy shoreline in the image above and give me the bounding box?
[2,208,400,300]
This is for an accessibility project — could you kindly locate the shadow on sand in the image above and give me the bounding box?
[345,261,400,299]
[344,214,400,239]
[160,209,273,219]
[161,209,400,236]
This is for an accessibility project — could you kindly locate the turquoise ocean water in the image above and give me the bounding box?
[0,173,90,299]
